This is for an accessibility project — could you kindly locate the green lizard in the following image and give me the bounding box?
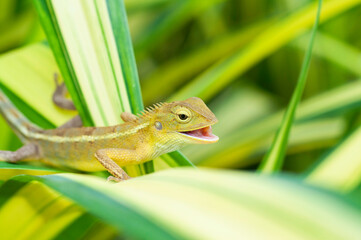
[0,80,218,181]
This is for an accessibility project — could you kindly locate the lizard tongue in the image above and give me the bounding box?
[182,126,219,143]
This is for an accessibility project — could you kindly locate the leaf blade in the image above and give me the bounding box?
[258,0,322,173]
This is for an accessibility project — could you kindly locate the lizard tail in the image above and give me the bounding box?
[0,88,41,142]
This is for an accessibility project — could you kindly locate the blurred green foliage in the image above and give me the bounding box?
[1,0,361,173]
[1,0,361,238]
[0,0,44,53]
[128,0,361,173]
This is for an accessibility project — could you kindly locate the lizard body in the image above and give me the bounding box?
[0,86,218,180]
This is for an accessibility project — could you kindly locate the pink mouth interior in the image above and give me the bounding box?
[180,126,219,142]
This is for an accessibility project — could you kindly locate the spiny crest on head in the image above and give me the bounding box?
[138,102,165,119]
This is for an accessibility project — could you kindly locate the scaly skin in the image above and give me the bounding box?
[0,88,218,180]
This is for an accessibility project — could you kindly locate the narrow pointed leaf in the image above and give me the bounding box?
[258,0,322,173]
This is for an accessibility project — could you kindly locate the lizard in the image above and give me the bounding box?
[0,79,218,181]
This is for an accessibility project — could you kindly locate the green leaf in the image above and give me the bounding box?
[0,180,88,239]
[258,0,322,173]
[36,0,133,125]
[157,151,196,169]
[107,0,144,113]
[0,160,61,181]
[0,43,76,127]
[2,169,361,239]
[54,213,117,240]
[306,124,361,192]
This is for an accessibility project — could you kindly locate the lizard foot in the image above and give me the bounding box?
[53,73,76,110]
[107,175,132,183]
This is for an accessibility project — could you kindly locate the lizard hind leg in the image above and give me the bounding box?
[0,143,40,163]
[53,73,76,110]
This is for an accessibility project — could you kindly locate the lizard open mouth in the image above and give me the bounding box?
[179,126,219,143]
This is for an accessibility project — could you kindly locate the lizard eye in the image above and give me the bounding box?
[176,109,191,123]
[178,114,188,120]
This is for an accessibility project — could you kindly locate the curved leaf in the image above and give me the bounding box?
[1,169,361,239]
[306,125,361,192]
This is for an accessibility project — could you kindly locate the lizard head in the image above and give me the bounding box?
[143,97,218,144]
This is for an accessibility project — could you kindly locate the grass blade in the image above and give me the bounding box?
[258,0,322,173]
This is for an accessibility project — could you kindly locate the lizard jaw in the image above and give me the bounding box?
[178,126,219,143]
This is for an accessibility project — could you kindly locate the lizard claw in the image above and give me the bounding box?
[107,175,132,183]
[107,176,122,182]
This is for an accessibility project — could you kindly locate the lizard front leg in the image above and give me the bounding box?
[120,112,138,122]
[0,143,40,162]
[95,148,144,182]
